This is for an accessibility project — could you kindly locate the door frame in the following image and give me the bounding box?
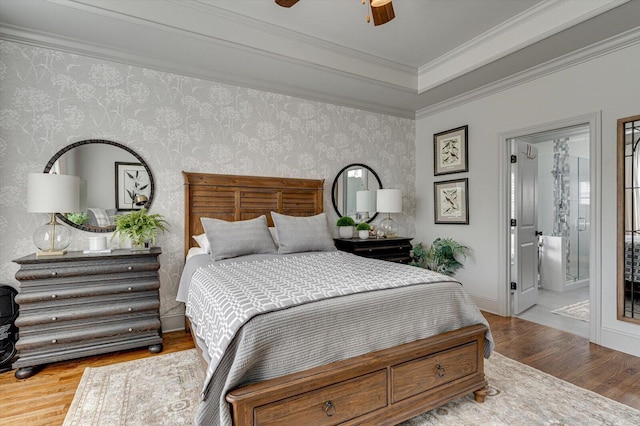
[497,112,601,343]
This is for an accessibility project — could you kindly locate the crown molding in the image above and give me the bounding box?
[416,0,628,93]
[416,26,640,120]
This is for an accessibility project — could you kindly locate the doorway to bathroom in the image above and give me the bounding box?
[509,123,591,338]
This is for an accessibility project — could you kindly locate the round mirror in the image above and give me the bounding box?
[43,139,155,233]
[331,163,382,223]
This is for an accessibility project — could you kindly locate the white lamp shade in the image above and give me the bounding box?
[376,189,402,213]
[356,191,371,212]
[28,173,80,213]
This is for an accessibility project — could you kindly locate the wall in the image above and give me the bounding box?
[416,39,640,356]
[0,40,416,330]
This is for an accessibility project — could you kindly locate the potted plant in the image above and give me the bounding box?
[336,216,356,238]
[112,208,169,250]
[356,222,371,239]
[409,237,468,276]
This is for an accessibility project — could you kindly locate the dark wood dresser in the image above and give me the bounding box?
[12,248,163,379]
[334,237,413,263]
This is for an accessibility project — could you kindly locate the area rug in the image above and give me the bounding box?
[64,349,640,426]
[551,299,590,322]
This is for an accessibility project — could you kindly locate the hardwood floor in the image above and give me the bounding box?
[1,314,639,425]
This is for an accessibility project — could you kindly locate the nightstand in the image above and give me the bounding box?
[12,248,163,379]
[334,237,413,264]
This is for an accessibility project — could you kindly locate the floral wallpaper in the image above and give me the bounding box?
[0,40,415,327]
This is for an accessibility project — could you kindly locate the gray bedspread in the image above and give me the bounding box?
[179,251,494,426]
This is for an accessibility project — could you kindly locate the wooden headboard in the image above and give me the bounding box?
[182,172,325,258]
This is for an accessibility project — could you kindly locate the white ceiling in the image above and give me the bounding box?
[1,0,638,118]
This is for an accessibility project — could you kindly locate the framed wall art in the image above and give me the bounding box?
[433,125,468,175]
[434,178,469,224]
[115,162,150,210]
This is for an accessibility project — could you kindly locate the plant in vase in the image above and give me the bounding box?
[409,237,468,276]
[336,216,356,238]
[112,208,169,250]
[356,222,371,239]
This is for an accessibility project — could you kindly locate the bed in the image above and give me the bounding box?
[179,171,493,426]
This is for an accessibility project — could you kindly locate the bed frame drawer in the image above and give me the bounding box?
[226,324,488,426]
[254,370,387,425]
[391,342,478,403]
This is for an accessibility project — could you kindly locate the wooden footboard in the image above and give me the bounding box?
[225,324,488,426]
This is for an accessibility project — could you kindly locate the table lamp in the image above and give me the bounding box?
[376,189,402,237]
[27,173,80,257]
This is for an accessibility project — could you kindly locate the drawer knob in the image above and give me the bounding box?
[128,328,133,332]
[324,401,336,417]
[128,307,132,312]
[51,339,57,344]
[51,294,57,299]
[51,272,57,276]
[436,363,446,378]
[127,287,133,291]
[51,317,57,321]
[127,266,133,270]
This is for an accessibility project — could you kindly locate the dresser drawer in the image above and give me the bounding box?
[391,342,478,403]
[15,294,160,327]
[14,255,159,280]
[254,370,387,425]
[15,278,159,303]
[15,316,161,350]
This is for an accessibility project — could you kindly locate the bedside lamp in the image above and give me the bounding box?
[27,173,80,257]
[376,189,402,237]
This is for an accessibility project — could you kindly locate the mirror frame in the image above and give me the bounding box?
[331,163,382,223]
[43,139,155,233]
[618,114,640,323]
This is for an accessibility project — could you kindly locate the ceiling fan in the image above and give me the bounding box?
[275,0,395,26]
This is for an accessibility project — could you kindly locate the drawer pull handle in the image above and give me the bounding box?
[128,328,133,332]
[127,266,133,270]
[51,272,57,276]
[127,287,133,291]
[436,364,446,378]
[324,401,336,417]
[51,317,57,321]
[128,307,132,312]
[51,339,57,344]
[51,294,57,299]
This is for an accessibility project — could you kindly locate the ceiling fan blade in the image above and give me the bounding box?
[275,0,300,7]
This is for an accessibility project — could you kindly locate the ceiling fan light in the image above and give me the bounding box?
[370,0,395,26]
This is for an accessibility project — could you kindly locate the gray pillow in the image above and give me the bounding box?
[271,212,336,254]
[201,215,277,261]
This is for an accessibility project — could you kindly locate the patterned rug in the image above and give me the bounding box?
[551,299,590,322]
[64,349,640,426]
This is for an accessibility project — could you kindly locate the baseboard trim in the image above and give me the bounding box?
[470,295,500,316]
[161,313,186,333]
[599,326,640,358]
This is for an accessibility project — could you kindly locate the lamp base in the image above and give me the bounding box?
[36,249,66,257]
[379,214,397,237]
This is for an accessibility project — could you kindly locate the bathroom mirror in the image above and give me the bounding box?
[331,163,381,223]
[43,139,155,233]
[618,114,640,322]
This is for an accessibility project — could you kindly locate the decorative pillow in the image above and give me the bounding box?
[268,227,279,246]
[271,212,336,254]
[201,215,277,261]
[192,233,210,253]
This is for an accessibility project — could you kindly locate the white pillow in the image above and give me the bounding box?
[192,233,210,253]
[201,215,278,261]
[271,212,336,254]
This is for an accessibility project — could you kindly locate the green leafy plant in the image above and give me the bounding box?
[356,222,371,231]
[409,237,468,276]
[336,216,356,227]
[66,212,88,226]
[112,208,169,248]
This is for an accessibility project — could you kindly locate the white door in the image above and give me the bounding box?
[512,141,539,314]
